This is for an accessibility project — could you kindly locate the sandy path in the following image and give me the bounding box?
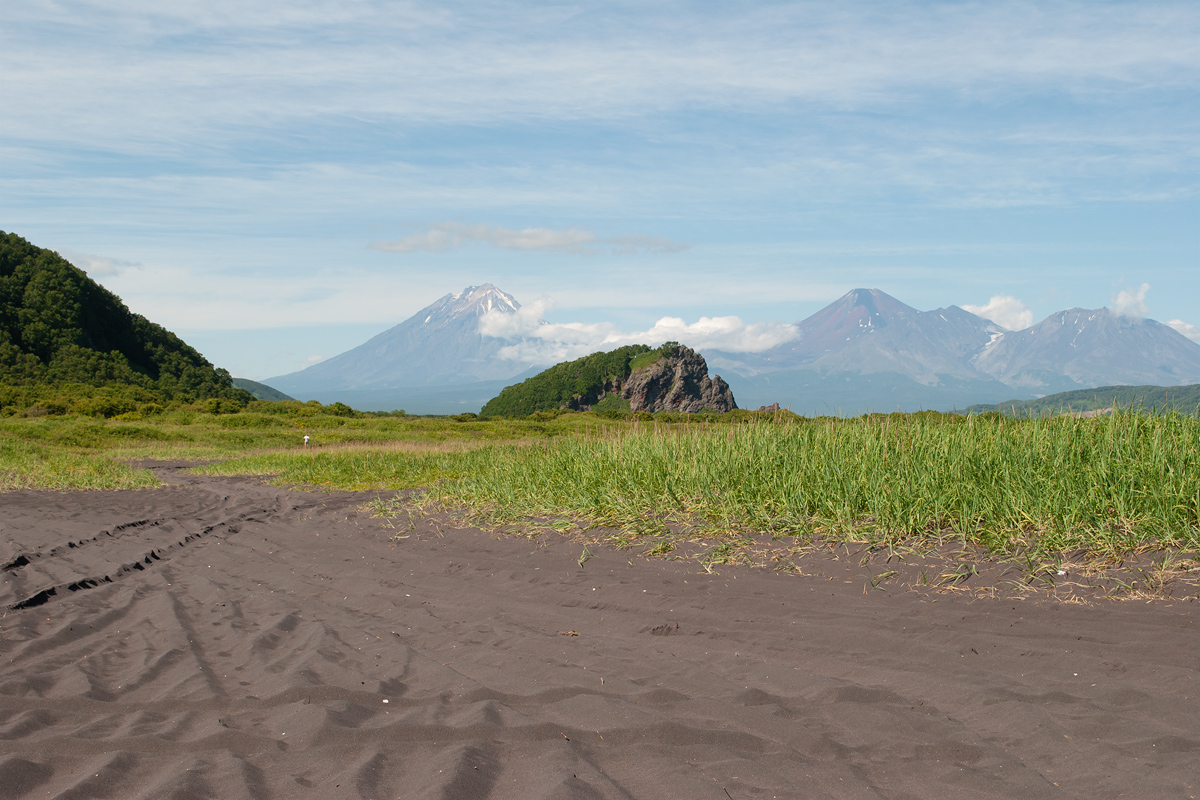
[0,466,1196,799]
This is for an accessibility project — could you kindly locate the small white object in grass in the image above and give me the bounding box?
[1057,570,1067,575]
[382,699,389,703]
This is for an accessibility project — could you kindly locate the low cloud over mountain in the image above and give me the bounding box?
[478,299,799,365]
[1110,283,1151,317]
[962,294,1034,331]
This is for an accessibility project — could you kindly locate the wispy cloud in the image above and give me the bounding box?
[371,223,687,256]
[1111,282,1151,317]
[89,260,468,331]
[478,299,798,366]
[6,2,1197,148]
[60,250,141,278]
[1166,319,1200,343]
[962,294,1034,330]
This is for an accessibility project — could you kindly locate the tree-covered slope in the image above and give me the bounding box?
[481,344,653,417]
[961,384,1200,417]
[232,378,295,402]
[0,231,252,412]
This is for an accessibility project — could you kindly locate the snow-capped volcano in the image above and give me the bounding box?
[973,307,1200,392]
[266,284,527,393]
[711,288,1004,385]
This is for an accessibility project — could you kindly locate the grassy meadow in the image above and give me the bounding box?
[3,404,1197,569]
[0,405,621,489]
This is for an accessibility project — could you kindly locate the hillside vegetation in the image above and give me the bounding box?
[232,377,295,402]
[0,231,253,417]
[963,384,1200,417]
[480,344,655,418]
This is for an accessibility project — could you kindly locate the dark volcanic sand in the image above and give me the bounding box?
[0,466,1196,799]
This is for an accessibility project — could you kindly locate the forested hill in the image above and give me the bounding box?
[961,384,1200,417]
[0,231,252,413]
[231,378,295,402]
[481,344,654,417]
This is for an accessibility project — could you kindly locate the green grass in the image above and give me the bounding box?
[590,393,632,413]
[0,409,622,489]
[4,407,1197,564]
[0,436,159,490]
[198,410,1200,561]
[628,351,663,371]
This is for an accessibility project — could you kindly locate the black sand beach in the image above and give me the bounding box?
[1,466,1196,799]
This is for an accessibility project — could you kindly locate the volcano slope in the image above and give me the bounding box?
[0,467,1196,799]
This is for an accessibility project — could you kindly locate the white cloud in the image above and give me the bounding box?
[478,302,798,366]
[962,294,1034,330]
[369,229,461,253]
[302,354,325,368]
[6,2,1197,152]
[607,317,800,354]
[1111,282,1151,317]
[1166,319,1200,342]
[372,223,687,256]
[90,260,462,331]
[606,235,690,256]
[60,250,140,278]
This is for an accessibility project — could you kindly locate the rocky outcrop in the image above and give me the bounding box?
[619,345,737,413]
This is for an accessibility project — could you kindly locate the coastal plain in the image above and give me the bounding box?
[1,466,1196,799]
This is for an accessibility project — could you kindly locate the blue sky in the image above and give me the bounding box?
[3,0,1197,379]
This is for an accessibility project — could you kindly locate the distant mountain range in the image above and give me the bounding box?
[708,288,1200,413]
[262,284,1200,415]
[972,309,1200,392]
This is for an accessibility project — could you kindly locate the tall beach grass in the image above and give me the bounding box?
[0,437,159,491]
[202,410,1200,559]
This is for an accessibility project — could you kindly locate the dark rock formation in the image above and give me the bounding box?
[620,345,737,413]
[755,402,781,413]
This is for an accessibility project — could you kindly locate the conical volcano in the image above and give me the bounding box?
[731,288,1003,384]
[266,284,526,394]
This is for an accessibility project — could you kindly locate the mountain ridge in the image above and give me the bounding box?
[708,288,1200,412]
[260,283,1200,415]
[972,307,1200,393]
[711,288,1005,385]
